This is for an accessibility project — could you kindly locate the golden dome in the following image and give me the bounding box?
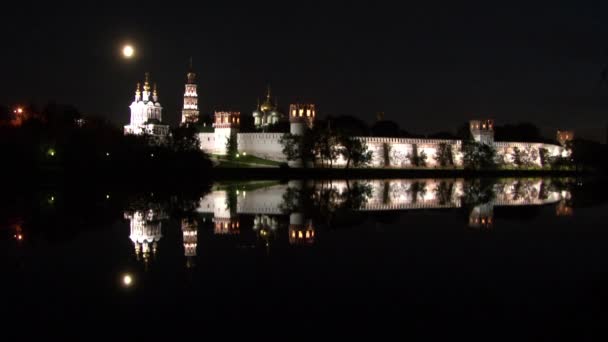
[260,85,274,112]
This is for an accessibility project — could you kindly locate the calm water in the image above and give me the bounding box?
[2,178,608,339]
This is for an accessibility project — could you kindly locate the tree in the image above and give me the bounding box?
[171,125,200,152]
[434,143,454,167]
[382,143,391,167]
[538,147,550,167]
[406,144,427,167]
[463,141,497,170]
[225,134,238,161]
[338,135,372,168]
[512,147,523,167]
[315,128,339,167]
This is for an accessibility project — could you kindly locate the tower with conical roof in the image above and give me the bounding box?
[181,58,200,125]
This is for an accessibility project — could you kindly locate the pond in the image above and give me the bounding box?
[2,177,607,339]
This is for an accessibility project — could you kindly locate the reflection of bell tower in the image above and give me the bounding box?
[125,209,165,267]
[468,203,494,229]
[181,218,198,268]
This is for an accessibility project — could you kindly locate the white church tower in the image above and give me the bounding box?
[181,58,199,125]
[124,72,170,139]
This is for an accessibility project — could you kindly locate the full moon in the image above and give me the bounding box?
[122,45,134,58]
[122,274,133,287]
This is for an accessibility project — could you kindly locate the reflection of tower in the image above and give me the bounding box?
[468,203,494,229]
[253,215,279,249]
[212,190,240,235]
[556,199,573,217]
[125,209,165,265]
[181,218,198,268]
[288,213,315,246]
[214,217,240,235]
[181,58,200,126]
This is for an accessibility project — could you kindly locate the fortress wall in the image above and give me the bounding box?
[201,128,567,169]
[199,133,216,154]
[237,133,287,162]
[494,142,566,166]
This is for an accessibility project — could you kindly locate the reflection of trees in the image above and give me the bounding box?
[462,179,496,206]
[511,180,539,202]
[281,180,373,229]
[409,182,427,204]
[435,181,454,205]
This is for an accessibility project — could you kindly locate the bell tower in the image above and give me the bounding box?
[181,58,199,125]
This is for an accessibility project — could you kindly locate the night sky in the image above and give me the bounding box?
[2,2,608,141]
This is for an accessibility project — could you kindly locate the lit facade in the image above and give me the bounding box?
[181,62,199,125]
[124,73,169,139]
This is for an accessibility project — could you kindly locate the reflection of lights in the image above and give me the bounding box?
[122,274,133,287]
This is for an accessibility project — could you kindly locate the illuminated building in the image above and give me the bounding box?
[252,86,284,130]
[470,119,495,145]
[181,59,199,126]
[181,219,198,268]
[124,72,169,139]
[289,103,315,135]
[556,130,574,147]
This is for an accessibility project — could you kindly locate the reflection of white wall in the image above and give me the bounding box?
[196,179,567,215]
[197,191,232,218]
[238,184,287,215]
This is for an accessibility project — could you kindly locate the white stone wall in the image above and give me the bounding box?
[494,142,567,167]
[237,133,287,162]
[199,128,567,169]
[199,133,215,153]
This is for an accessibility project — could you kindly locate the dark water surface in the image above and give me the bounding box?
[2,178,608,339]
